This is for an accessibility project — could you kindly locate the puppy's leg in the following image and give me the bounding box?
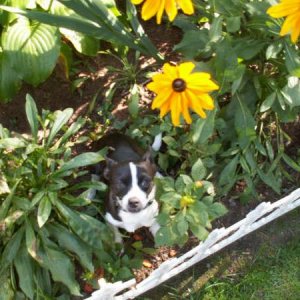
[149,221,160,237]
[111,225,123,244]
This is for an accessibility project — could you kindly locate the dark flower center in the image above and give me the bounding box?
[172,78,186,92]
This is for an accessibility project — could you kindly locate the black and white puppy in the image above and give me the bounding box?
[97,133,161,243]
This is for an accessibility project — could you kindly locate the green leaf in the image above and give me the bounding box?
[47,108,73,146]
[0,49,22,102]
[7,0,160,58]
[257,169,280,194]
[128,84,139,118]
[56,152,104,174]
[282,153,300,172]
[159,192,181,206]
[281,77,300,108]
[234,93,256,149]
[37,195,52,228]
[126,0,160,59]
[56,117,85,147]
[284,42,300,77]
[26,221,41,263]
[209,16,223,42]
[174,29,210,59]
[192,110,215,144]
[25,94,39,140]
[39,238,81,296]
[0,175,10,195]
[233,38,266,60]
[176,216,189,236]
[208,202,228,219]
[60,27,99,56]
[14,244,35,299]
[2,18,60,86]
[189,223,208,240]
[260,92,276,112]
[0,137,26,149]
[55,201,110,249]
[266,41,283,59]
[47,223,94,271]
[191,158,207,181]
[226,16,240,33]
[155,226,175,246]
[219,155,239,186]
[0,226,24,275]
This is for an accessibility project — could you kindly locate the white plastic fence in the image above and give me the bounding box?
[86,188,300,300]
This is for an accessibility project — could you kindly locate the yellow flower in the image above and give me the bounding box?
[195,180,203,188]
[180,195,195,207]
[147,62,219,126]
[267,0,300,43]
[131,0,194,24]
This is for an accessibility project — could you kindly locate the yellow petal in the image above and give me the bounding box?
[141,0,161,20]
[291,17,300,42]
[177,0,194,14]
[170,92,182,126]
[165,0,178,22]
[163,63,178,80]
[178,62,195,78]
[156,0,166,24]
[147,81,171,93]
[267,2,300,18]
[159,100,171,117]
[280,12,300,42]
[181,92,192,124]
[131,0,144,4]
[151,87,173,109]
[186,90,206,118]
[187,74,219,92]
[197,93,215,110]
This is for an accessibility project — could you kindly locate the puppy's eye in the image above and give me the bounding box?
[140,178,150,191]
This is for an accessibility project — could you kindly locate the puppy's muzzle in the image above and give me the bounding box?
[127,197,142,213]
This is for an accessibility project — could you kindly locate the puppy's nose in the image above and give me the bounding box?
[128,197,140,208]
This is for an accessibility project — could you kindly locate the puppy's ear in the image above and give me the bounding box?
[142,147,154,163]
[103,157,117,180]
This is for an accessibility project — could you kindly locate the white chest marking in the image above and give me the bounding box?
[105,200,159,232]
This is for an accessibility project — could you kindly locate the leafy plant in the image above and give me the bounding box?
[0,0,160,102]
[155,174,227,246]
[0,94,125,298]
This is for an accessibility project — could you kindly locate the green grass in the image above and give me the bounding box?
[164,239,300,300]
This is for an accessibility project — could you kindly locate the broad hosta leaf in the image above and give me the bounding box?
[2,17,60,86]
[25,94,39,140]
[60,28,99,56]
[0,50,22,102]
[14,244,35,299]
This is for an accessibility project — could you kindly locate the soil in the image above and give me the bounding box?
[0,12,299,299]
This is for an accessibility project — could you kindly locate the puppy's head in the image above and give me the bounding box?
[104,150,157,213]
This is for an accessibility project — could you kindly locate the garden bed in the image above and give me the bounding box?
[1,1,300,299]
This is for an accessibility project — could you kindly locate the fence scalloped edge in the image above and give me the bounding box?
[85,188,300,300]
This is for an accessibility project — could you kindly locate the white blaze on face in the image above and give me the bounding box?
[119,162,153,211]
